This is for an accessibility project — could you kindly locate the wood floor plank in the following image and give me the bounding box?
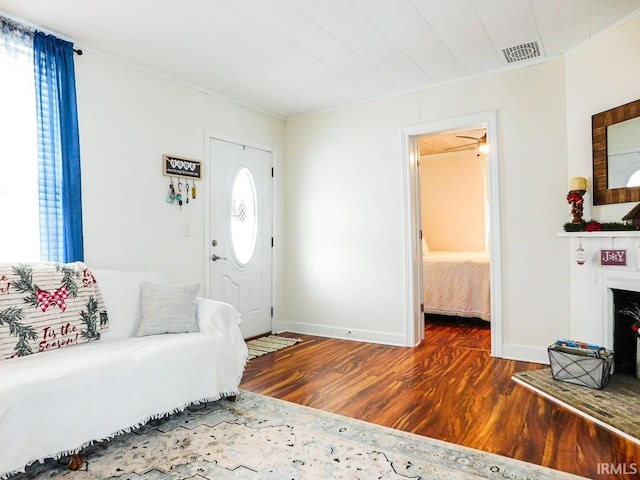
[240,321,640,479]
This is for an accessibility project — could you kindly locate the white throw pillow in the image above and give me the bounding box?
[136,282,200,336]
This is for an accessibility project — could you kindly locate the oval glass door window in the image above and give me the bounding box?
[230,167,258,264]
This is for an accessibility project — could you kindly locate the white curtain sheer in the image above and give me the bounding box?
[0,17,39,261]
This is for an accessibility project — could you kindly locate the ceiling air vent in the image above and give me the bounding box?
[501,41,543,64]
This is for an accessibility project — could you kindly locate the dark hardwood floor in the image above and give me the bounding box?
[240,317,640,479]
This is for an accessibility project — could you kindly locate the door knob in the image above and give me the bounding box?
[211,254,227,262]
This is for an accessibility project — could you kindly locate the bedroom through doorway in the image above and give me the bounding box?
[401,111,502,357]
[418,127,491,351]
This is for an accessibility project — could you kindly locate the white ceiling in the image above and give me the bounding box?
[2,0,640,118]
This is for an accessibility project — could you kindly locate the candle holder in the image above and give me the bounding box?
[567,190,586,224]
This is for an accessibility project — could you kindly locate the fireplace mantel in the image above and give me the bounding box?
[558,231,640,238]
[560,232,640,350]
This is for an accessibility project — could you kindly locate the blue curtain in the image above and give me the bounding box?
[33,31,84,262]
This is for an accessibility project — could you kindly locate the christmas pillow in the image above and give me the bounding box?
[0,262,109,360]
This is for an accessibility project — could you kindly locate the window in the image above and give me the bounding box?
[0,16,83,263]
[0,18,39,261]
[230,167,258,265]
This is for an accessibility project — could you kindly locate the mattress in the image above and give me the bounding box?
[422,251,491,321]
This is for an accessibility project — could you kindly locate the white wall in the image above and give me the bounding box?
[284,60,570,360]
[566,12,640,222]
[565,12,640,342]
[420,150,486,252]
[284,98,417,345]
[76,53,286,303]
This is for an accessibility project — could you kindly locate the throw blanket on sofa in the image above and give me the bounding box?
[0,262,109,360]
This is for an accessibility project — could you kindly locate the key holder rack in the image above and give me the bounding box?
[163,154,202,209]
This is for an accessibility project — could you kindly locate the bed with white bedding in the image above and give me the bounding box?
[422,251,491,321]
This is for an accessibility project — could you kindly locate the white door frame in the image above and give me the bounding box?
[400,111,503,357]
[204,131,276,332]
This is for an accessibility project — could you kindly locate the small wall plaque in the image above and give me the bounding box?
[601,249,627,266]
[163,154,202,180]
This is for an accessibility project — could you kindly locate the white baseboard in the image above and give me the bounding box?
[275,321,407,347]
[501,343,549,365]
[273,321,550,364]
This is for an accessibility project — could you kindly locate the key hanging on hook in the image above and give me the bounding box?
[166,177,176,203]
[177,180,183,209]
[185,181,190,204]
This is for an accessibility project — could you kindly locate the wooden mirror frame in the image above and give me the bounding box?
[592,98,640,205]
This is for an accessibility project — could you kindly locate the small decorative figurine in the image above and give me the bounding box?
[622,202,640,225]
[567,177,587,224]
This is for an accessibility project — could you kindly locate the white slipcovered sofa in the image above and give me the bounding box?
[0,268,248,478]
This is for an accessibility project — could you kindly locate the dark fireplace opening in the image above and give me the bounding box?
[612,288,640,374]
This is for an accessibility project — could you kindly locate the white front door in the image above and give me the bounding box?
[208,138,272,338]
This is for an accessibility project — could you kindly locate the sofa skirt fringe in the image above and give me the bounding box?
[1,391,239,479]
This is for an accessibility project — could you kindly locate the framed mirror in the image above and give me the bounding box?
[592,98,640,205]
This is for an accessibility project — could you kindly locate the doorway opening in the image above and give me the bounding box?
[401,111,502,357]
[419,127,491,350]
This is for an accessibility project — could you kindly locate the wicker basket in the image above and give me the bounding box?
[548,345,614,390]
[636,337,640,380]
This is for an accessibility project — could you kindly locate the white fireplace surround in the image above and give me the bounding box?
[560,232,640,350]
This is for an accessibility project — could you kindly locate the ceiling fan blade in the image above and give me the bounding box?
[456,135,480,141]
[444,142,476,151]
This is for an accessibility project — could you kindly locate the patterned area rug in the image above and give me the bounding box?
[513,368,640,444]
[246,335,301,360]
[12,391,586,479]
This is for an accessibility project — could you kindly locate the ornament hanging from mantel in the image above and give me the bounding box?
[162,154,202,209]
[575,243,586,265]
